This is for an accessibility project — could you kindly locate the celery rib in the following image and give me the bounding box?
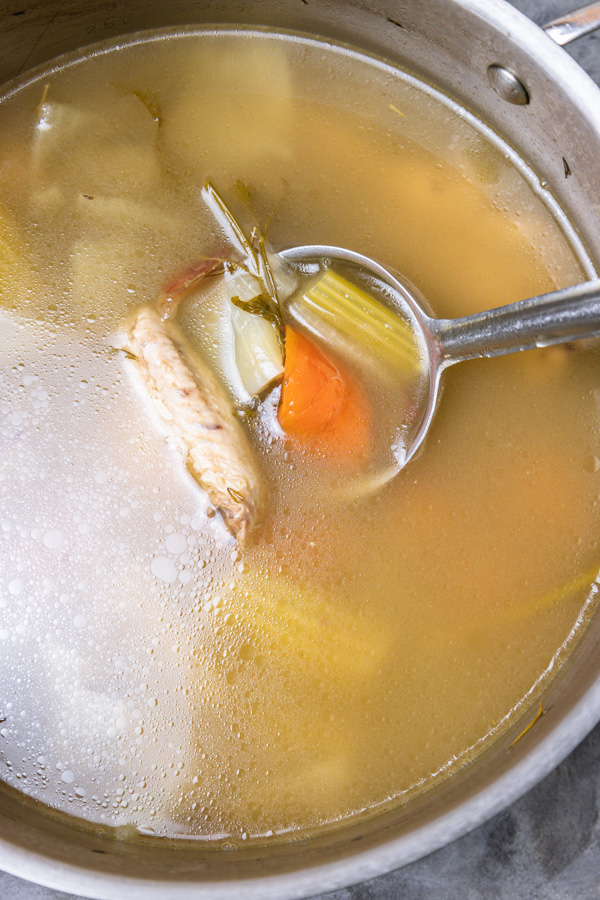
[287,268,422,376]
[307,279,416,354]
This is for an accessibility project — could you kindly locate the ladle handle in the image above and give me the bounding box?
[543,2,600,46]
[432,280,600,364]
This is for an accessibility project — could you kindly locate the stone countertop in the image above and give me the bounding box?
[3,0,600,898]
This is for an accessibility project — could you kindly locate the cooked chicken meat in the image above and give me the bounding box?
[127,305,263,542]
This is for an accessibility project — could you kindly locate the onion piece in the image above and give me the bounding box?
[229,271,284,397]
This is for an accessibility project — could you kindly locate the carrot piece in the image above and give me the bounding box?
[277,327,371,462]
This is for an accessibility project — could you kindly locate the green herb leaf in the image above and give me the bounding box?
[108,346,138,361]
[130,90,163,125]
[202,180,260,278]
[201,179,287,360]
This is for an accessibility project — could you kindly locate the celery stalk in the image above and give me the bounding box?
[286,268,423,379]
[206,571,388,682]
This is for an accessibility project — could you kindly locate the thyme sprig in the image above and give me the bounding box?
[201,180,285,353]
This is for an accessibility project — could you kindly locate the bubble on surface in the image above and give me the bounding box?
[43,530,65,550]
[150,557,178,584]
[166,533,187,555]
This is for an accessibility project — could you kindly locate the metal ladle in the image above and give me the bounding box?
[280,244,600,472]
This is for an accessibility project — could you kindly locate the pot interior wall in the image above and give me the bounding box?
[2,0,600,893]
[3,0,600,263]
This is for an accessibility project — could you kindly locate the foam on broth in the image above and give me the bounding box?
[0,29,599,843]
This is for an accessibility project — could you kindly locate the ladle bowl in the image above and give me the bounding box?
[281,244,600,468]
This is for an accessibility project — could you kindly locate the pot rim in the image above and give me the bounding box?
[3,1,600,898]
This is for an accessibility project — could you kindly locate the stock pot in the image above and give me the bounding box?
[2,1,600,897]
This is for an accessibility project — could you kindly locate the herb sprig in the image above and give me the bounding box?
[201,180,285,354]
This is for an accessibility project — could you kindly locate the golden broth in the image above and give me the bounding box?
[0,29,598,842]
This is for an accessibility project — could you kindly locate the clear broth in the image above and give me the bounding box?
[0,29,599,843]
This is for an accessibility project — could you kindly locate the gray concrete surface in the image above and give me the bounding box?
[3,0,600,897]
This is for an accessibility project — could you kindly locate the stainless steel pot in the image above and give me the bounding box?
[2,2,600,898]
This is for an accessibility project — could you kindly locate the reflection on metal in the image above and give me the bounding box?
[543,2,600,46]
[487,64,530,105]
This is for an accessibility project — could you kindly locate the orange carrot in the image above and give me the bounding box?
[277,327,371,462]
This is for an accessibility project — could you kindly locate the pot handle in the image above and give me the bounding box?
[543,2,600,45]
